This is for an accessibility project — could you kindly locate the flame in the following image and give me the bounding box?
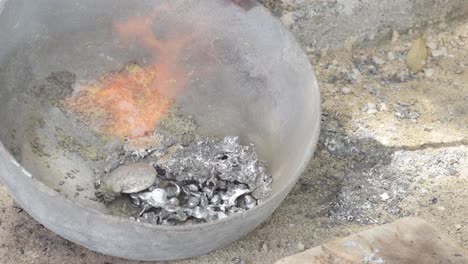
[66,15,191,138]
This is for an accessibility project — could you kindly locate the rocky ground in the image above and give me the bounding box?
[0,6,467,264]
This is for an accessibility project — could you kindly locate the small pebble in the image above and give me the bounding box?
[296,242,306,252]
[455,224,462,230]
[432,47,448,57]
[372,56,385,65]
[391,30,400,43]
[424,68,435,78]
[341,87,352,94]
[366,102,377,114]
[387,52,396,61]
[232,257,245,264]
[262,242,269,252]
[427,41,437,50]
[379,103,388,112]
[380,192,390,201]
[102,162,157,194]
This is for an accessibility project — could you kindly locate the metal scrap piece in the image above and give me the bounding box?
[108,134,272,226]
[192,206,208,219]
[226,188,251,207]
[138,188,167,208]
[186,195,200,208]
[165,181,181,198]
[240,195,256,210]
[165,197,181,212]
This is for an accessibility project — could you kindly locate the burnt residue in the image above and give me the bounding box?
[32,71,76,107]
[55,127,103,161]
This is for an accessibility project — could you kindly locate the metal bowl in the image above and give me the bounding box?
[0,0,320,260]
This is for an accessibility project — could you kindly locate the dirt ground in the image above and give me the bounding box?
[0,11,467,264]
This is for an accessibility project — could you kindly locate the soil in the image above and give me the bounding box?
[0,12,467,264]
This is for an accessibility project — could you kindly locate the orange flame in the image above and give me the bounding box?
[66,15,191,138]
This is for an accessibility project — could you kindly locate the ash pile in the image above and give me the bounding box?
[95,133,272,226]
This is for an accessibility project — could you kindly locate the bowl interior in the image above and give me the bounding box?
[0,0,319,216]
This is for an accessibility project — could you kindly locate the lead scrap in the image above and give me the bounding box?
[97,134,272,226]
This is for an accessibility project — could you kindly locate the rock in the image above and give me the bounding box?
[379,103,388,112]
[322,99,336,109]
[387,52,396,61]
[455,224,462,230]
[296,242,305,252]
[102,162,157,194]
[344,36,358,52]
[380,192,390,201]
[432,47,448,57]
[232,257,245,264]
[365,102,377,114]
[262,242,269,252]
[391,30,400,43]
[367,65,378,74]
[372,56,385,66]
[427,41,437,50]
[280,12,297,27]
[341,87,352,94]
[394,103,420,120]
[407,37,428,73]
[424,68,435,78]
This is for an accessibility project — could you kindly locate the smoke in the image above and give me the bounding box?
[0,0,7,15]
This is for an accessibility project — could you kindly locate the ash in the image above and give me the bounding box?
[97,134,272,226]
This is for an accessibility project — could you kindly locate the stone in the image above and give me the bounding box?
[372,56,385,66]
[341,87,352,94]
[262,242,269,252]
[380,192,390,201]
[427,41,438,50]
[296,242,305,252]
[432,47,448,57]
[365,102,377,114]
[102,162,157,194]
[391,30,400,43]
[344,36,358,52]
[379,103,388,112]
[424,68,435,78]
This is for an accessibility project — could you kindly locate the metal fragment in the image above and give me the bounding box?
[186,195,200,208]
[240,195,256,210]
[227,207,245,215]
[192,206,208,219]
[167,209,188,222]
[111,134,272,226]
[182,184,199,195]
[139,212,158,225]
[138,188,167,208]
[138,203,152,217]
[165,197,181,212]
[200,193,209,208]
[202,186,214,198]
[165,181,181,198]
[130,193,141,207]
[226,188,251,207]
[210,193,221,205]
